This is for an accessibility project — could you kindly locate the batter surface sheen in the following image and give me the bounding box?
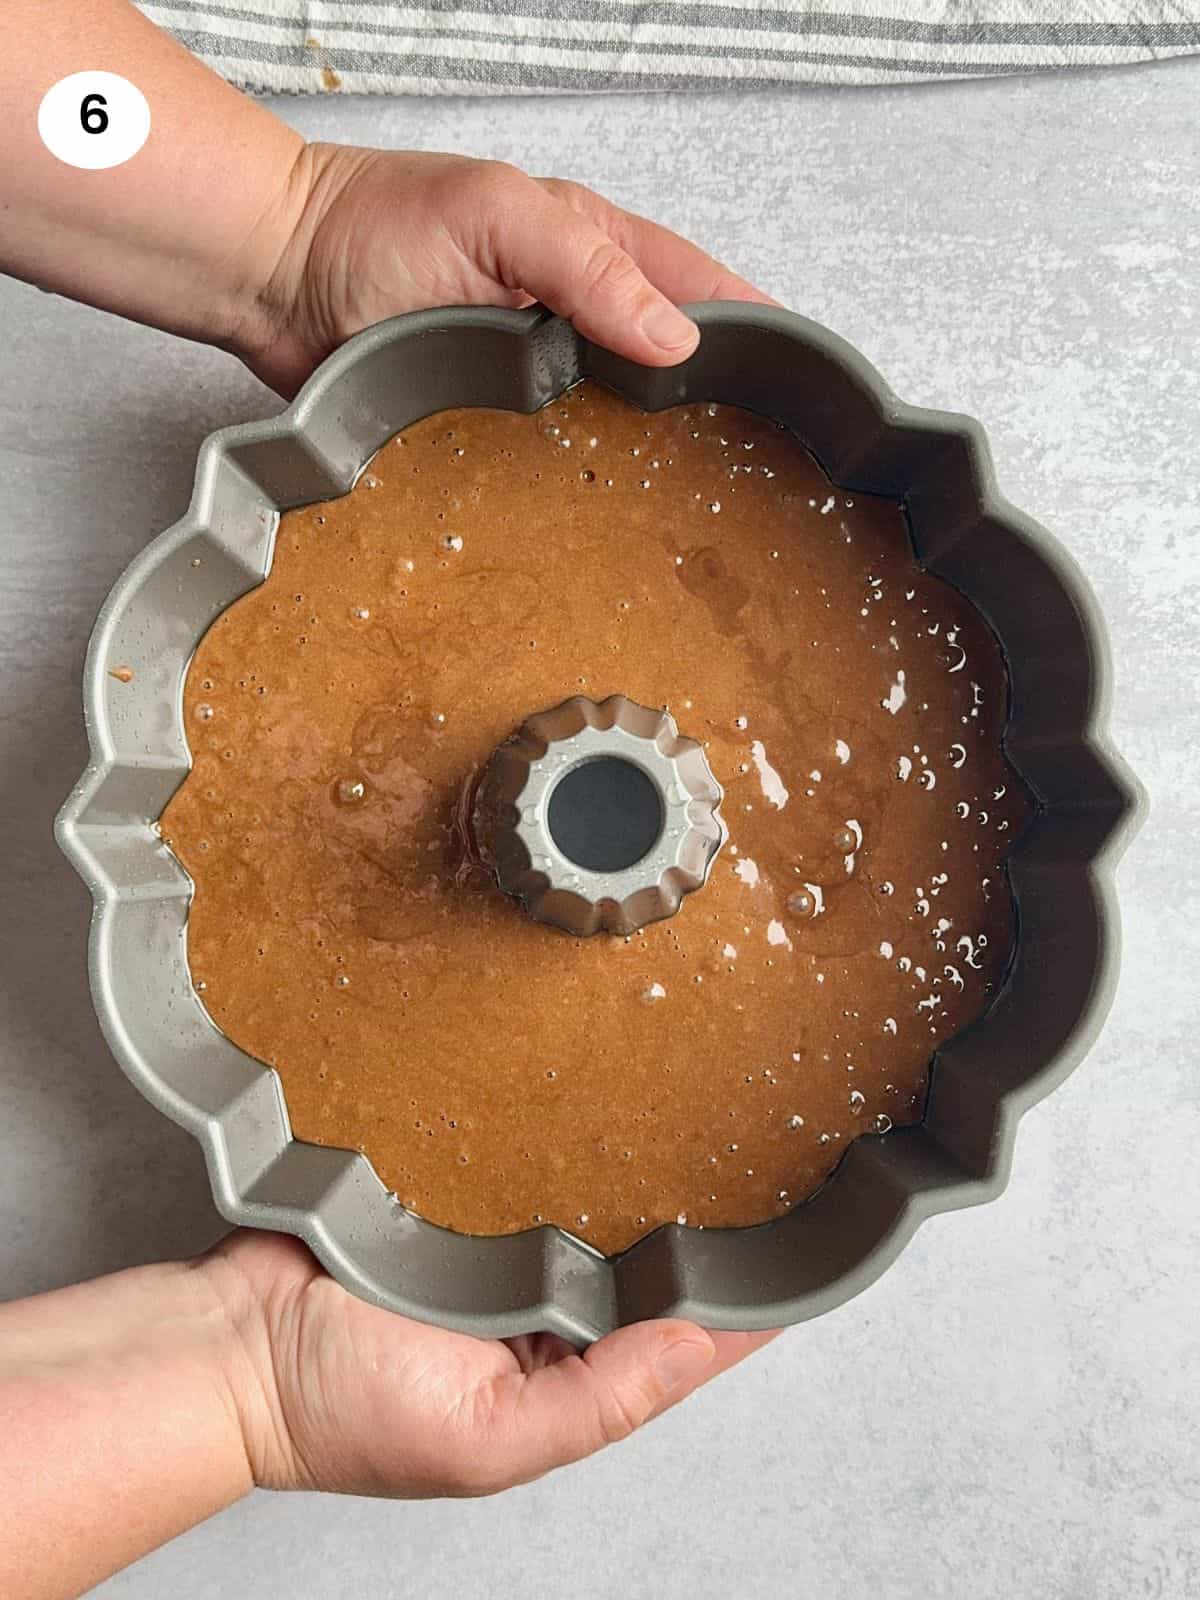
[161,382,1030,1255]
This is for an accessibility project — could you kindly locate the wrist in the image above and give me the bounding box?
[215,139,315,390]
[227,141,378,397]
[193,1232,312,1492]
[0,1258,258,1596]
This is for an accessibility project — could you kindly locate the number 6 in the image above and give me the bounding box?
[39,72,149,169]
[80,93,109,135]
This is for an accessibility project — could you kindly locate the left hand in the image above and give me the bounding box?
[238,147,776,397]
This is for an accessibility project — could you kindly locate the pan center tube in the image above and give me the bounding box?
[546,755,664,873]
[475,694,727,937]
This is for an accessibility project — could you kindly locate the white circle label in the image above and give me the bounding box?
[37,72,150,171]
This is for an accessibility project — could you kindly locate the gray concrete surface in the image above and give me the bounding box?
[2,58,1198,1600]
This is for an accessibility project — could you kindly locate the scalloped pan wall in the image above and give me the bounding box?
[55,305,1145,1341]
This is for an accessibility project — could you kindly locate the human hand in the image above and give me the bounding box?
[1,1229,778,1596]
[7,8,772,404]
[195,156,778,1485]
[239,147,776,398]
[203,1229,780,1497]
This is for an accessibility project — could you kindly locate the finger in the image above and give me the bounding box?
[473,1319,716,1486]
[641,1327,784,1426]
[503,1331,580,1371]
[536,177,779,312]
[484,177,703,366]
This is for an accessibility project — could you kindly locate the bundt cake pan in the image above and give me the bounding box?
[55,304,1145,1341]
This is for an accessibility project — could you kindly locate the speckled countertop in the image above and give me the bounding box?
[2,59,1197,1600]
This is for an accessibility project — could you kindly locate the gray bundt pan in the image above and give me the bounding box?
[56,304,1145,1341]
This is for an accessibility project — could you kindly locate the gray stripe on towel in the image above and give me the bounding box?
[149,1,1200,47]
[165,26,1057,82]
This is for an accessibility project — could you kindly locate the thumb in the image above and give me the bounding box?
[487,180,701,366]
[481,1321,716,1485]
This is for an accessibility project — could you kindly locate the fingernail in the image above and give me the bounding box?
[641,300,699,353]
[655,1334,715,1392]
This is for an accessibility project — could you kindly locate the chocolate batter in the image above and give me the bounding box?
[161,383,1031,1255]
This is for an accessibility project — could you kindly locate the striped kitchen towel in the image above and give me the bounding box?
[138,1,1200,94]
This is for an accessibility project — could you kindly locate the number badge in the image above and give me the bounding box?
[37,71,151,171]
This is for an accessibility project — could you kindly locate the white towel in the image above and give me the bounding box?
[137,1,1200,94]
